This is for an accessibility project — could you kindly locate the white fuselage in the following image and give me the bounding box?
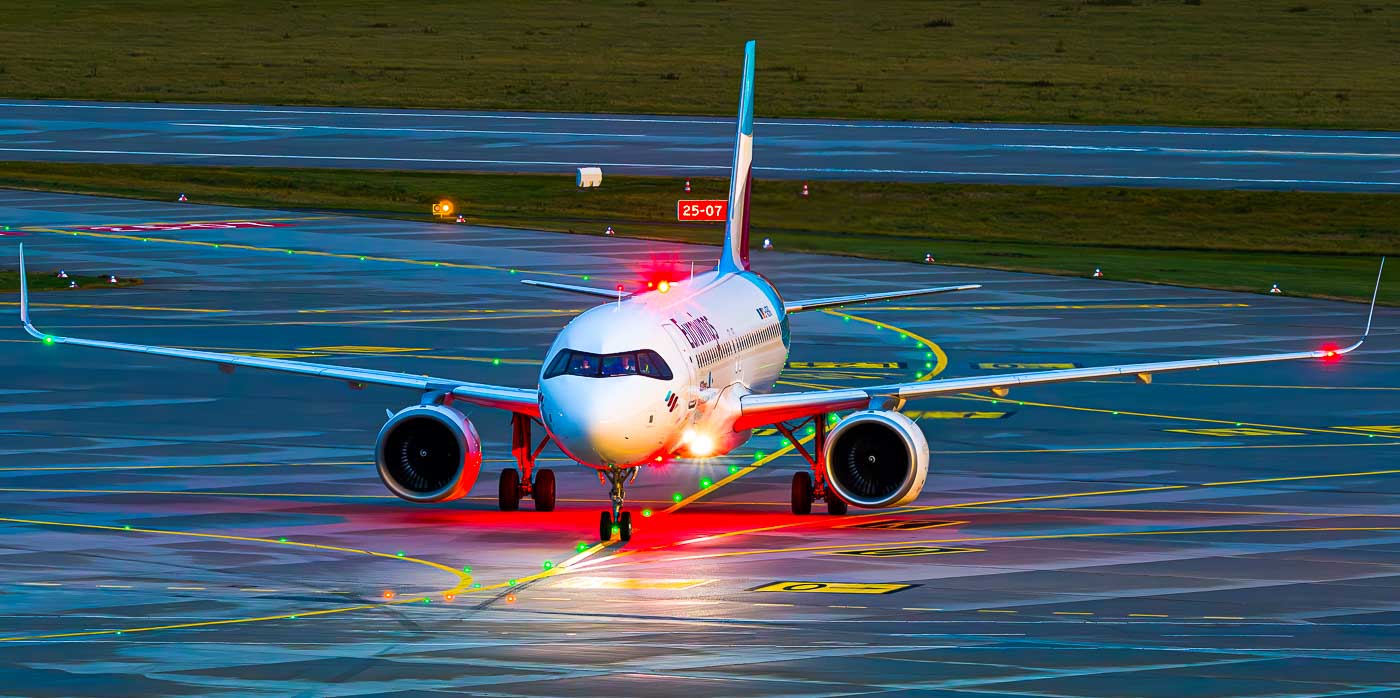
[537,270,790,468]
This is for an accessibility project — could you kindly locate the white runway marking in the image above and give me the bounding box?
[2,146,1397,187]
[173,122,653,138]
[9,101,1400,141]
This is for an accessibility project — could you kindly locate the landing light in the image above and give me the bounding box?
[658,280,671,293]
[689,433,715,457]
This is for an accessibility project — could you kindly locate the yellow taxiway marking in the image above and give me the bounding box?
[1166,427,1304,437]
[1053,612,1094,616]
[96,584,133,589]
[1203,616,1245,620]
[822,309,947,381]
[978,609,1017,614]
[903,607,944,612]
[666,526,1400,563]
[0,516,609,643]
[1203,469,1400,487]
[940,441,1400,455]
[952,393,1400,441]
[0,301,228,313]
[1130,614,1169,618]
[975,362,1078,370]
[25,226,590,280]
[856,303,1251,312]
[20,582,61,587]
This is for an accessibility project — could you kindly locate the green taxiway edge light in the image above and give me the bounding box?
[700,478,713,488]
[576,542,587,552]
[508,579,517,586]
[396,551,405,557]
[43,336,54,345]
[611,526,620,534]
[672,492,683,503]
[543,561,553,570]
[462,566,472,573]
[728,466,738,475]
[641,509,652,518]
[581,275,590,281]
[491,358,501,366]
[278,537,287,543]
[472,583,481,588]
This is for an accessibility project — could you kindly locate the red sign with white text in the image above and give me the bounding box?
[677,200,727,222]
[68,221,294,233]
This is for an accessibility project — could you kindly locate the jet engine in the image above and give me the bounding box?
[375,404,482,503]
[822,410,929,508]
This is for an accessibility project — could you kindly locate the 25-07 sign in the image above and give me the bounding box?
[677,200,727,222]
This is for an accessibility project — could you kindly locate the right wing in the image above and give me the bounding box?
[521,279,631,301]
[18,245,539,416]
[738,259,1384,430]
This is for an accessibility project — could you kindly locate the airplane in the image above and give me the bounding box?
[15,41,1385,543]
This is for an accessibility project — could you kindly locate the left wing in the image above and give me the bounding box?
[738,261,1383,430]
[17,245,539,416]
[784,284,981,314]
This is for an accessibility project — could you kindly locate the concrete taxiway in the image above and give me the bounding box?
[0,189,1397,696]
[3,100,1400,191]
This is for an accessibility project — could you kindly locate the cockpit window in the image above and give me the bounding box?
[544,349,673,380]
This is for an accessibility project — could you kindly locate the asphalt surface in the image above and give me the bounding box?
[1,190,1398,697]
[3,100,1400,191]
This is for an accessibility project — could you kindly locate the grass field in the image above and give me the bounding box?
[1,162,1393,304]
[1,1,1397,129]
[0,271,141,293]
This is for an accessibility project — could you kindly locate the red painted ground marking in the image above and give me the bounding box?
[65,221,293,233]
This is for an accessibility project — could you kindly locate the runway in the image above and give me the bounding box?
[3,99,1400,191]
[1,189,1398,696]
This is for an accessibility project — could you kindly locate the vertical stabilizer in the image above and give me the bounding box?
[717,40,756,274]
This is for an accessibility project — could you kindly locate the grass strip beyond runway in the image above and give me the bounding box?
[0,162,1395,304]
[1,1,1397,129]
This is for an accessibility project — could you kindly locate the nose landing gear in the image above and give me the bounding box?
[598,466,638,542]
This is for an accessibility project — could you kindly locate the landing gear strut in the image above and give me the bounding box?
[499,413,556,512]
[598,466,637,542]
[777,414,847,516]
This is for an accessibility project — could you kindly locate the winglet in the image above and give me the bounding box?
[16,244,47,342]
[17,243,28,326]
[717,40,756,275]
[1363,256,1385,340]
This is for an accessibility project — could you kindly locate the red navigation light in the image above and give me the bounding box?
[1320,342,1342,364]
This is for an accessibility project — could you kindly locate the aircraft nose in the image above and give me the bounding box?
[539,379,668,466]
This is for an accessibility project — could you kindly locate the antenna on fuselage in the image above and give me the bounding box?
[690,261,695,281]
[616,283,623,309]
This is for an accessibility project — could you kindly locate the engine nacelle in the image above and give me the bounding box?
[375,404,482,503]
[822,410,929,508]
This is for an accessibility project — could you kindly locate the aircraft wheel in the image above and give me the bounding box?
[618,511,633,542]
[791,471,814,515]
[825,493,849,516]
[599,511,614,542]
[498,468,521,512]
[532,469,556,512]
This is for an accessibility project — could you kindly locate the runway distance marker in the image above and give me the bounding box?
[838,519,967,531]
[677,199,727,222]
[750,581,917,595]
[828,546,982,558]
[1167,427,1304,437]
[974,362,1081,370]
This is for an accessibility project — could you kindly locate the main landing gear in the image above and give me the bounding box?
[598,466,637,542]
[777,414,848,516]
[498,413,556,512]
